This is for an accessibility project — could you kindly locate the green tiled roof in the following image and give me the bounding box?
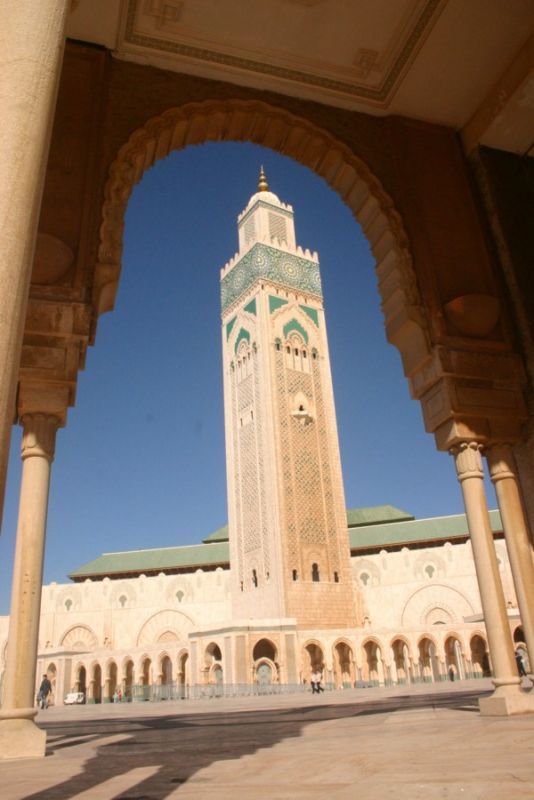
[69,541,229,580]
[205,507,412,541]
[202,525,229,543]
[346,505,414,527]
[69,508,503,581]
[349,509,502,551]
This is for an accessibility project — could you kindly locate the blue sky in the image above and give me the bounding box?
[0,142,497,614]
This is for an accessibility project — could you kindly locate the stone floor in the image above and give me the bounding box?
[2,679,534,799]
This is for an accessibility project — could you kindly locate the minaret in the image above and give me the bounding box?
[220,170,357,630]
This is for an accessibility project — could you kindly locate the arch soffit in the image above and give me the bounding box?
[159,650,173,664]
[332,636,354,653]
[444,632,465,647]
[252,636,278,652]
[252,635,278,646]
[389,634,412,651]
[302,638,325,653]
[254,657,277,671]
[361,636,383,651]
[416,633,438,648]
[96,99,429,371]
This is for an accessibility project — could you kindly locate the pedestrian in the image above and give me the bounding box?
[37,674,52,709]
[515,650,527,677]
[311,669,324,694]
[448,665,455,682]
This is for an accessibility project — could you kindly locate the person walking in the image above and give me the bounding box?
[311,669,324,693]
[515,650,527,678]
[37,674,52,709]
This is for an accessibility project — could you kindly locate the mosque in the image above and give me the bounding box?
[0,173,525,704]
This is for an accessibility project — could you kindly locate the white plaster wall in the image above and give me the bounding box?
[39,567,231,651]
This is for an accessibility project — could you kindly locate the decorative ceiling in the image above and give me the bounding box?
[66,0,534,154]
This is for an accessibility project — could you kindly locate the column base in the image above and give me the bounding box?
[0,718,46,759]
[479,685,534,716]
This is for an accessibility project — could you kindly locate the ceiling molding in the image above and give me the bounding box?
[120,0,445,107]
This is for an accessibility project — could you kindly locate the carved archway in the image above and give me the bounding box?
[60,624,98,651]
[95,99,429,380]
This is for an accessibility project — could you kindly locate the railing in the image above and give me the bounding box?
[129,681,334,702]
[116,672,493,704]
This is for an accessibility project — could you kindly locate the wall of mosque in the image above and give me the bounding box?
[0,532,525,706]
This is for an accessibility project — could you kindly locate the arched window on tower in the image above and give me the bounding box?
[311,563,320,582]
[284,333,310,372]
[292,569,298,581]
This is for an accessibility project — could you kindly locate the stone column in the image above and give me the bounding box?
[487,443,534,678]
[0,0,70,523]
[0,413,60,757]
[452,442,533,714]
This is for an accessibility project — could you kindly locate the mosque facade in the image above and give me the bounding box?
[0,178,526,705]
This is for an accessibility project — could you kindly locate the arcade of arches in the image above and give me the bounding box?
[1,1,534,760]
[30,627,508,706]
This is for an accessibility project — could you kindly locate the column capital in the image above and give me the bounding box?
[486,443,516,483]
[20,413,60,462]
[17,383,69,426]
[450,441,484,481]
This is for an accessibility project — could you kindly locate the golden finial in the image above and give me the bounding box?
[258,166,269,192]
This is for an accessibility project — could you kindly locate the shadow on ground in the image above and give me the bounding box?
[26,689,489,800]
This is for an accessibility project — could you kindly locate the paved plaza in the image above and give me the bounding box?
[1,679,534,799]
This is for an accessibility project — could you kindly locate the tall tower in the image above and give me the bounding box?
[221,170,357,631]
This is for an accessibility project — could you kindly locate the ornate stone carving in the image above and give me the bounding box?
[20,414,60,462]
[221,244,322,312]
[487,443,516,482]
[451,442,484,481]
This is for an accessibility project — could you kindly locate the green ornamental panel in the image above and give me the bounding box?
[234,327,251,354]
[243,298,257,316]
[299,305,319,326]
[226,316,237,340]
[269,295,289,313]
[221,243,322,311]
[283,318,309,343]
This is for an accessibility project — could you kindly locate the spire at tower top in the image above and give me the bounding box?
[258,166,269,192]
